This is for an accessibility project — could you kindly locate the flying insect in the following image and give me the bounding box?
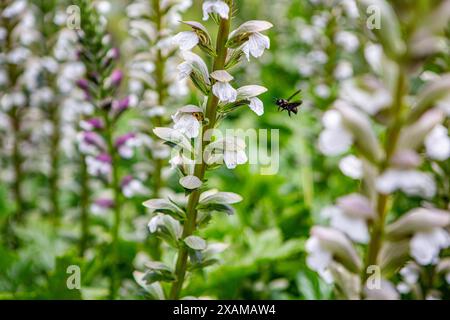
[275,89,303,117]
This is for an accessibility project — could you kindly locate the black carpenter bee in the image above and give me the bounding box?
[275,89,303,117]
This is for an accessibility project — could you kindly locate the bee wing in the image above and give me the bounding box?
[287,89,302,102]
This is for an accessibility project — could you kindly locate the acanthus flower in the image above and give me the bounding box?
[211,70,237,103]
[172,105,204,138]
[202,0,230,21]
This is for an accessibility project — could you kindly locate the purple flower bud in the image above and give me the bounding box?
[97,153,112,164]
[109,69,123,87]
[80,118,104,131]
[107,48,120,60]
[121,175,134,188]
[82,131,105,149]
[115,133,136,148]
[76,78,89,91]
[94,198,115,209]
[113,96,130,113]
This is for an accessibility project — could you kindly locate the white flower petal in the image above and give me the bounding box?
[212,82,237,103]
[411,229,450,265]
[243,32,270,60]
[249,97,264,116]
[318,128,353,156]
[173,31,199,51]
[425,125,450,161]
[339,155,363,179]
[330,209,369,244]
[236,85,268,99]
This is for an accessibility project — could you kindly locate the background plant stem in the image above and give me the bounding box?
[104,115,123,299]
[79,153,90,257]
[363,66,406,283]
[49,103,61,226]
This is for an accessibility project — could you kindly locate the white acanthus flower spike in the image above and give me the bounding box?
[318,109,353,156]
[202,0,229,21]
[236,85,268,116]
[425,125,450,161]
[242,32,270,61]
[411,228,450,265]
[375,169,436,199]
[211,70,237,103]
[172,31,199,51]
[172,105,203,138]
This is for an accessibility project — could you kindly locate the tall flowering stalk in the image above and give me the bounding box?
[126,0,191,197]
[74,0,134,299]
[306,0,450,299]
[30,0,64,225]
[0,0,34,239]
[135,0,272,299]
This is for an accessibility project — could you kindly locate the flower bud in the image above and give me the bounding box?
[311,226,362,274]
[335,101,384,164]
[379,240,410,276]
[107,69,123,88]
[407,74,450,124]
[398,109,445,151]
[182,21,216,56]
[386,208,450,240]
[112,96,130,117]
[76,78,89,91]
[358,0,406,60]
[390,149,422,169]
[337,193,375,220]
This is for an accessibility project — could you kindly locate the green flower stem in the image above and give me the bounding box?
[79,153,90,257]
[363,66,407,282]
[169,15,231,300]
[11,109,24,224]
[49,103,61,226]
[104,114,123,299]
[152,0,166,197]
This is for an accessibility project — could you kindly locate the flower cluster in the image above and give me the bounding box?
[73,0,137,299]
[135,0,272,299]
[0,0,36,231]
[125,0,192,197]
[307,0,450,299]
